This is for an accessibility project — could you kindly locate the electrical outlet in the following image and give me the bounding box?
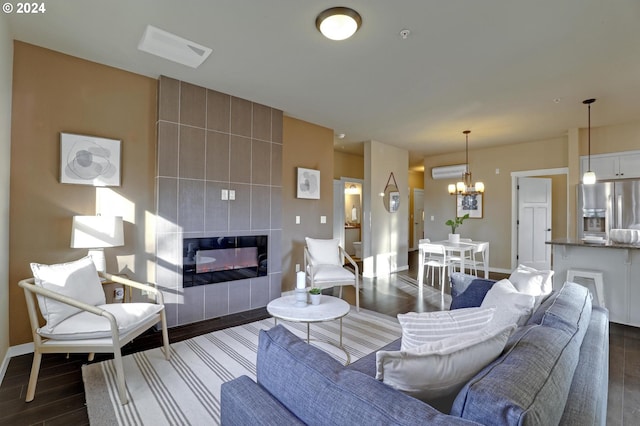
[114,288,124,300]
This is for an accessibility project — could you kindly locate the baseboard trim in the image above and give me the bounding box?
[0,342,34,386]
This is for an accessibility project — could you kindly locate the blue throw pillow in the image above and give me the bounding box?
[450,272,496,309]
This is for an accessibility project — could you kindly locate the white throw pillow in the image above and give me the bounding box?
[509,264,554,296]
[305,238,341,266]
[398,307,496,351]
[376,322,516,411]
[480,278,535,327]
[30,256,106,332]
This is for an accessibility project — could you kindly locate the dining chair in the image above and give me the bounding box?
[418,242,454,294]
[457,241,489,277]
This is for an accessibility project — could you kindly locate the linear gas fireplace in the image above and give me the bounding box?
[183,236,268,287]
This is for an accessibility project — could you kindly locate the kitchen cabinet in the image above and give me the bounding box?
[581,151,640,180]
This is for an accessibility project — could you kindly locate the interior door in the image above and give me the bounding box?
[412,189,424,250]
[517,177,552,270]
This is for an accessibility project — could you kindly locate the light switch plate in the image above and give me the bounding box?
[229,190,236,200]
[221,189,228,200]
[296,215,300,224]
[320,215,327,224]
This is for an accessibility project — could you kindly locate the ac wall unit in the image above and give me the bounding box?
[431,164,467,180]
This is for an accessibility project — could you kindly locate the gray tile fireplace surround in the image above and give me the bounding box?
[156,76,283,327]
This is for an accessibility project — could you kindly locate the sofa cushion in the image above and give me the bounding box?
[30,256,106,332]
[451,281,593,425]
[509,264,554,296]
[376,323,515,413]
[450,273,497,309]
[256,325,478,426]
[398,307,496,350]
[480,279,535,327]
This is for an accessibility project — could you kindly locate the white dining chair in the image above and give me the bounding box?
[458,241,489,277]
[417,242,454,294]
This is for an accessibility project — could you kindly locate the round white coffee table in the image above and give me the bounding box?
[266,295,351,364]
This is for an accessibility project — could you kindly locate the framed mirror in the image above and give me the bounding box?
[383,172,400,213]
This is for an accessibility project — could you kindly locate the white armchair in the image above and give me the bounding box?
[304,237,360,312]
[19,256,170,405]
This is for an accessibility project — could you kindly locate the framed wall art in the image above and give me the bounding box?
[296,167,320,199]
[60,133,121,186]
[456,193,483,218]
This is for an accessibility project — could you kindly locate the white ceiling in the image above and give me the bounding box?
[6,0,640,169]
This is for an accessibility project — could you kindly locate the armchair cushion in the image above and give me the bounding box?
[305,238,341,265]
[308,264,354,283]
[37,302,164,340]
[30,256,106,331]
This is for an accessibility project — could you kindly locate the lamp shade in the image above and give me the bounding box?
[71,216,124,248]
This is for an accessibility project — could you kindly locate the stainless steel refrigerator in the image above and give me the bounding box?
[578,180,640,239]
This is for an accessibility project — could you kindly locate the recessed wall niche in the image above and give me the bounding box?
[155,76,283,327]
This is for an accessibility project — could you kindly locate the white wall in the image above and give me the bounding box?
[0,15,13,373]
[363,140,409,277]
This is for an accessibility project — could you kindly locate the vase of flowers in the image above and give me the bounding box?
[309,287,322,305]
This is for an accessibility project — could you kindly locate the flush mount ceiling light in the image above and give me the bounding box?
[316,7,362,41]
[138,25,212,68]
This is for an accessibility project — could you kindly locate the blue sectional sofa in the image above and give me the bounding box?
[221,281,609,425]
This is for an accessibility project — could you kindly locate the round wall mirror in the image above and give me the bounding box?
[383,183,400,213]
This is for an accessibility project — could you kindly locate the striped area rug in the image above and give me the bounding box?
[82,307,401,426]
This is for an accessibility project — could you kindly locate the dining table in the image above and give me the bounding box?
[429,239,490,279]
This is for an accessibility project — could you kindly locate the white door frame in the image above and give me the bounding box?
[412,188,424,250]
[510,167,569,270]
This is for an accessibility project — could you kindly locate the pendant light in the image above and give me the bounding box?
[582,98,597,185]
[448,130,484,195]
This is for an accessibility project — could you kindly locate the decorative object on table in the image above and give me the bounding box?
[295,270,308,307]
[445,213,469,243]
[297,167,320,199]
[382,172,400,213]
[70,215,124,272]
[309,287,322,305]
[456,193,483,218]
[582,98,597,185]
[304,237,360,311]
[609,228,640,244]
[60,133,121,186]
[447,130,484,196]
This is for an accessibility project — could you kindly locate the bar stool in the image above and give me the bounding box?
[566,269,605,309]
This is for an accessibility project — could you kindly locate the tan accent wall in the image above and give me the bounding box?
[334,151,364,179]
[282,117,334,291]
[0,13,13,359]
[9,42,157,345]
[424,137,567,271]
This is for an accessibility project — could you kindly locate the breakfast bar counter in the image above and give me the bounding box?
[547,238,640,327]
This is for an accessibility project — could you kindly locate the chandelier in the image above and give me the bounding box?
[448,130,484,196]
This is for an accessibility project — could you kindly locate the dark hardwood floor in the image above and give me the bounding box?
[1,252,638,425]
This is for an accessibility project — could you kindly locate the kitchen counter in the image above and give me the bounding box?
[547,238,640,250]
[548,238,640,327]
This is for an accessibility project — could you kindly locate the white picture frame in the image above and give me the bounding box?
[296,167,320,199]
[457,193,483,218]
[60,133,121,186]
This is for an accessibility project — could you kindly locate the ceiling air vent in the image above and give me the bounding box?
[138,25,212,68]
[431,164,467,180]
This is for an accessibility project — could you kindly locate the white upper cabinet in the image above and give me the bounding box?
[581,151,640,180]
